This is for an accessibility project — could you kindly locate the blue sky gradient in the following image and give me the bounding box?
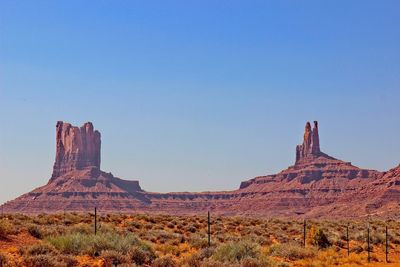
[1,1,400,204]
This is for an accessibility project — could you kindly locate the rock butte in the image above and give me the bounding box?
[51,121,101,180]
[2,121,400,218]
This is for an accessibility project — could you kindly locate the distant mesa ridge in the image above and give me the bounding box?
[2,120,400,218]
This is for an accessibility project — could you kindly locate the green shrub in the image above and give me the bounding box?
[268,243,316,260]
[312,228,331,249]
[188,235,209,249]
[185,253,202,267]
[23,253,78,267]
[152,256,177,267]
[63,213,81,226]
[198,259,231,267]
[28,225,44,239]
[97,223,119,234]
[0,219,13,239]
[188,226,197,233]
[85,232,135,255]
[47,231,144,256]
[248,235,272,246]
[56,255,79,267]
[370,232,385,245]
[126,220,142,231]
[353,231,364,242]
[24,255,58,267]
[68,223,92,234]
[240,257,274,267]
[101,250,129,266]
[198,247,215,259]
[128,247,146,265]
[46,233,87,255]
[128,246,156,265]
[212,241,260,263]
[23,243,58,256]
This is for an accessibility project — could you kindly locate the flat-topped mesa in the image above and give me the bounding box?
[51,121,101,179]
[295,121,321,164]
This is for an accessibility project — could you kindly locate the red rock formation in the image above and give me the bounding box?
[51,121,101,179]
[296,121,321,163]
[1,122,142,214]
[328,164,400,218]
[2,120,400,218]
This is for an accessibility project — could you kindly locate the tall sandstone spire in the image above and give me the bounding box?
[51,121,101,179]
[311,121,320,154]
[295,121,321,163]
[0,120,389,217]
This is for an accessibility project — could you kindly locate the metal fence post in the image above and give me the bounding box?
[207,211,211,247]
[303,219,306,247]
[367,223,370,263]
[94,207,97,235]
[347,223,350,256]
[386,225,388,263]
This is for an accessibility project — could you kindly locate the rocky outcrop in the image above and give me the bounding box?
[330,164,400,218]
[296,121,321,163]
[1,121,143,214]
[3,120,400,218]
[2,167,144,214]
[51,121,101,179]
[242,120,381,188]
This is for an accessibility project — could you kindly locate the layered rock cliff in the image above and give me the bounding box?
[1,122,143,214]
[2,120,400,218]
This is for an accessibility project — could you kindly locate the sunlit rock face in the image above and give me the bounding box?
[51,121,101,179]
[3,120,400,219]
[2,122,143,214]
[295,121,321,164]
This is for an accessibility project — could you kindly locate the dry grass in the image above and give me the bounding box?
[0,213,399,266]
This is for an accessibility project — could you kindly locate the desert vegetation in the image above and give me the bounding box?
[0,213,399,266]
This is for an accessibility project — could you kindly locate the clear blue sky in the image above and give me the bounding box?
[1,1,399,204]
